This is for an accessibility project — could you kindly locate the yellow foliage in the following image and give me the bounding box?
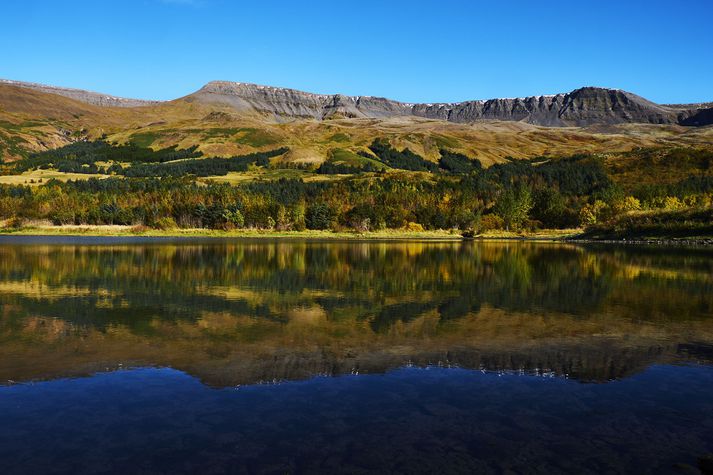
[613,196,641,213]
[480,214,505,231]
[579,200,608,226]
[663,196,684,211]
[404,222,424,232]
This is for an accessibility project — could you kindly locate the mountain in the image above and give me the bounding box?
[4,78,713,126]
[188,81,713,127]
[1,78,712,163]
[0,79,159,107]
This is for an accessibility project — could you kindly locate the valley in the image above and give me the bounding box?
[0,79,711,240]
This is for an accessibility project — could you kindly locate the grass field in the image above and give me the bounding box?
[0,224,464,240]
[0,220,589,241]
[0,169,107,185]
[328,148,387,169]
[200,168,346,184]
[0,165,418,186]
[4,222,709,242]
[4,82,713,165]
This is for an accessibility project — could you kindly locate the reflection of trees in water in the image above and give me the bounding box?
[369,301,437,333]
[0,242,711,334]
[477,245,614,316]
[0,293,285,333]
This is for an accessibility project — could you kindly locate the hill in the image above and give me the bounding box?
[0,78,712,240]
[189,81,713,126]
[1,79,713,165]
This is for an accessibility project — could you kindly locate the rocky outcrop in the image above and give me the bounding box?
[414,88,680,126]
[192,81,713,127]
[188,81,412,119]
[0,79,160,107]
[4,77,712,126]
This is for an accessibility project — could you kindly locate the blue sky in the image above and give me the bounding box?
[2,0,711,104]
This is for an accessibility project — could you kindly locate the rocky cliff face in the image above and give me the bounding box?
[412,88,682,126]
[192,81,713,126]
[0,79,160,107]
[188,81,412,119]
[4,77,712,126]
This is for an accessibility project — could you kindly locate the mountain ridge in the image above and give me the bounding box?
[189,81,713,127]
[4,78,712,127]
[0,79,160,107]
[2,77,713,164]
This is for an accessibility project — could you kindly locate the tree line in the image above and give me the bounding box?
[0,166,710,233]
[2,140,711,233]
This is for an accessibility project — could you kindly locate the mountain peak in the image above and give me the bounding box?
[0,79,160,107]
[189,82,710,126]
[2,78,711,127]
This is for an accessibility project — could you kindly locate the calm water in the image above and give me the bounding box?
[0,238,712,474]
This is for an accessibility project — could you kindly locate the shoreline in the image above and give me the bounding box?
[0,226,464,242]
[0,226,577,243]
[0,225,711,245]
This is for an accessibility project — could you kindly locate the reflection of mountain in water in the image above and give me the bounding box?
[145,341,710,388]
[0,241,711,385]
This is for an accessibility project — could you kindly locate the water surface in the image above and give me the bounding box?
[1,239,712,473]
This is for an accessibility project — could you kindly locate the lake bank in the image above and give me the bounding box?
[0,223,578,241]
[1,223,711,244]
[0,224,462,241]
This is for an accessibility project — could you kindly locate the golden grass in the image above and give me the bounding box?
[3,83,713,166]
[200,168,319,184]
[0,169,108,185]
[0,224,464,240]
[0,222,590,241]
[476,228,582,240]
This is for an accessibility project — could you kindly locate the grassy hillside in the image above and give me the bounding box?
[3,83,713,167]
[1,83,712,240]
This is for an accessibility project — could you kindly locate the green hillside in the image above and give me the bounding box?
[1,82,712,239]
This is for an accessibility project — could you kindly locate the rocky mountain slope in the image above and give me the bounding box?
[1,78,712,163]
[0,79,159,107]
[4,78,712,126]
[189,81,713,127]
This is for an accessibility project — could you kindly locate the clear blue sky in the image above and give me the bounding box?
[2,0,711,104]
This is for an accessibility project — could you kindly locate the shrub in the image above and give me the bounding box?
[222,209,244,229]
[453,208,481,231]
[154,217,177,230]
[3,216,24,229]
[663,196,685,211]
[579,200,608,226]
[612,196,642,214]
[130,224,150,234]
[683,193,712,208]
[51,209,76,225]
[349,217,371,232]
[306,203,333,230]
[480,214,505,231]
[404,222,424,232]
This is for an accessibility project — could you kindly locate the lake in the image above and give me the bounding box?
[0,238,712,474]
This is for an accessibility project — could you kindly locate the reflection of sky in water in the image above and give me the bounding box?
[0,240,712,472]
[2,365,712,474]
